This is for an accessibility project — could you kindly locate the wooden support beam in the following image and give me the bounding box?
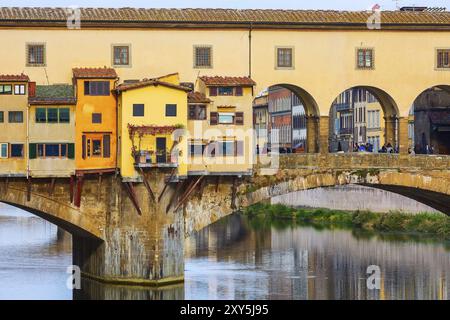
[231,176,238,210]
[215,176,220,193]
[166,180,186,213]
[69,175,75,203]
[138,167,155,201]
[123,182,142,215]
[49,178,56,196]
[173,176,204,212]
[158,168,176,202]
[26,177,32,202]
[74,174,84,208]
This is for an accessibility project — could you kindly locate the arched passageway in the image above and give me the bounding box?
[328,86,399,153]
[408,85,450,155]
[252,84,321,155]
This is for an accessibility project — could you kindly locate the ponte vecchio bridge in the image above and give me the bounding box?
[0,7,449,285]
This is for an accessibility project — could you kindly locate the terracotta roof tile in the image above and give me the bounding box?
[0,73,29,82]
[188,91,211,103]
[199,76,256,87]
[0,8,449,29]
[116,78,191,92]
[72,67,117,79]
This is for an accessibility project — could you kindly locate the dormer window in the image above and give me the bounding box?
[209,86,244,96]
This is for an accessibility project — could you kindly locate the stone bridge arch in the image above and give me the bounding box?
[184,154,450,235]
[0,178,104,239]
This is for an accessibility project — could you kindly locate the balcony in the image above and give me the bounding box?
[133,150,178,168]
[335,103,352,112]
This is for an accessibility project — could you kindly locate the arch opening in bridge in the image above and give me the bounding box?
[408,85,450,155]
[252,84,320,155]
[328,86,399,153]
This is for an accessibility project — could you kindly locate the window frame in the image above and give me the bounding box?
[92,113,102,124]
[218,112,235,125]
[165,104,177,117]
[0,111,3,123]
[36,143,69,158]
[356,48,375,70]
[218,87,234,96]
[10,143,24,158]
[275,46,295,70]
[14,84,26,95]
[193,45,213,69]
[26,43,46,67]
[112,44,131,67]
[0,143,8,158]
[8,111,23,123]
[436,48,450,70]
[188,104,207,120]
[132,104,145,117]
[0,84,12,95]
[84,81,110,96]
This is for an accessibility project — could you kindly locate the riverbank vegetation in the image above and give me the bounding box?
[243,203,450,239]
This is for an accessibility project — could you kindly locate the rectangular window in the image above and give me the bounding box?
[0,84,12,95]
[10,144,24,158]
[0,111,3,123]
[27,44,45,66]
[437,49,450,69]
[357,48,374,69]
[14,84,26,95]
[45,144,60,157]
[8,111,23,123]
[189,142,206,156]
[133,104,144,117]
[36,143,68,158]
[165,104,177,117]
[188,105,207,120]
[92,140,102,157]
[276,47,294,68]
[36,108,46,123]
[0,143,8,158]
[59,108,70,123]
[218,141,235,157]
[218,87,234,96]
[113,45,130,66]
[47,108,58,123]
[218,112,235,124]
[194,46,212,68]
[92,113,102,124]
[84,81,110,96]
[235,87,243,96]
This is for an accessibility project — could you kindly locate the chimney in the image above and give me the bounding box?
[28,82,36,97]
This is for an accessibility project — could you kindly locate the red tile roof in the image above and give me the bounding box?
[199,76,256,87]
[0,73,29,82]
[116,78,191,92]
[0,8,449,30]
[72,67,117,79]
[188,91,211,103]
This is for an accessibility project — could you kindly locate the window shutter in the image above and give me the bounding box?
[235,112,244,125]
[68,143,75,159]
[103,135,111,158]
[209,87,217,96]
[210,112,218,125]
[235,141,244,156]
[82,135,86,159]
[29,143,36,159]
[84,81,90,95]
[235,87,243,96]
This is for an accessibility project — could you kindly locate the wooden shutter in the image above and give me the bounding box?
[235,141,244,156]
[210,112,218,125]
[103,135,111,158]
[235,112,244,125]
[82,135,86,159]
[235,87,243,96]
[29,143,36,159]
[68,143,75,159]
[84,81,90,95]
[209,87,217,96]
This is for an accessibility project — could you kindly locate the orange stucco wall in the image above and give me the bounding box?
[74,78,117,171]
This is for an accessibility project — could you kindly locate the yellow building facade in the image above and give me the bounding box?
[73,67,118,173]
[117,73,189,181]
[187,76,255,176]
[28,84,76,177]
[0,74,29,176]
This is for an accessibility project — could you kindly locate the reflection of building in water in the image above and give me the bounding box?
[411,87,450,154]
[329,88,384,152]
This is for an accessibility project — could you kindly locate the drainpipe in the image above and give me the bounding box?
[248,22,253,79]
[26,101,30,179]
[114,77,120,177]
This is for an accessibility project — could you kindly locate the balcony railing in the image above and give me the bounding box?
[133,150,178,168]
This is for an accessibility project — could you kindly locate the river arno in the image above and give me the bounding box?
[0,205,449,300]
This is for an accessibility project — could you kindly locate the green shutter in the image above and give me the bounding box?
[68,143,75,159]
[29,143,37,159]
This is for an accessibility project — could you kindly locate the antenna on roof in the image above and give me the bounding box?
[393,0,402,10]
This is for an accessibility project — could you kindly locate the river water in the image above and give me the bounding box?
[0,204,449,300]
